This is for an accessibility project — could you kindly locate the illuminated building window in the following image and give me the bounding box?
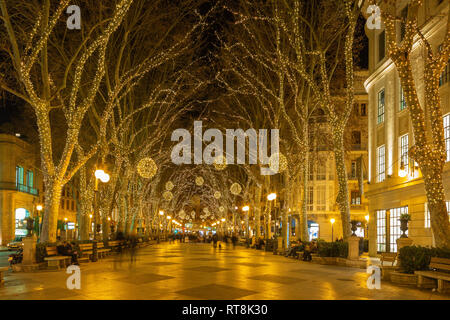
[377,145,385,182]
[444,114,450,162]
[15,166,24,186]
[307,186,314,211]
[399,134,409,174]
[26,170,33,188]
[425,201,450,228]
[316,165,326,180]
[390,206,408,253]
[316,186,326,211]
[376,210,386,252]
[377,89,385,124]
[400,86,407,111]
[351,191,361,205]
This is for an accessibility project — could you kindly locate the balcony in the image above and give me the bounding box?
[0,181,39,196]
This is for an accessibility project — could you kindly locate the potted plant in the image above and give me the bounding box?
[399,213,411,238]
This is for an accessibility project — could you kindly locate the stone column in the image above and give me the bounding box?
[348,236,360,260]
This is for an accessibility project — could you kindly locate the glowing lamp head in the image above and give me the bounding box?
[89,214,93,218]
[330,218,335,224]
[242,205,249,212]
[221,218,226,222]
[107,217,111,221]
[36,205,43,211]
[64,217,68,221]
[267,193,277,201]
[159,211,164,215]
[365,215,369,222]
[95,169,105,179]
[167,216,171,220]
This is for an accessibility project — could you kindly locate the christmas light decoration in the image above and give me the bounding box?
[163,191,173,201]
[195,176,204,186]
[213,155,227,170]
[165,181,174,191]
[269,153,288,172]
[137,157,158,179]
[230,183,242,195]
[214,191,222,199]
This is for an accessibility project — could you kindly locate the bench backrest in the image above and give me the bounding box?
[79,243,93,251]
[430,257,450,271]
[108,240,122,247]
[381,253,397,265]
[46,246,58,256]
[97,242,104,249]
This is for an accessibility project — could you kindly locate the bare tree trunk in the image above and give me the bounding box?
[333,127,351,240]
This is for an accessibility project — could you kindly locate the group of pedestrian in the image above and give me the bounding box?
[56,237,80,265]
[285,239,318,261]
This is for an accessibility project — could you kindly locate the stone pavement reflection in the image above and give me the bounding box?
[0,242,448,300]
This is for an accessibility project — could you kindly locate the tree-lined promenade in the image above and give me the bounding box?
[0,0,449,252]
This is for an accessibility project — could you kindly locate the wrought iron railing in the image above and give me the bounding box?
[0,181,39,196]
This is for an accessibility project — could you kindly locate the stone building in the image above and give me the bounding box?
[0,134,41,245]
[364,0,450,256]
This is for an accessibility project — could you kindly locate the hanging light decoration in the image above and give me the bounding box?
[163,191,173,201]
[269,152,288,173]
[137,157,157,179]
[165,181,174,191]
[213,155,227,171]
[203,207,210,214]
[230,182,242,195]
[195,176,204,186]
[219,206,225,213]
[214,191,222,199]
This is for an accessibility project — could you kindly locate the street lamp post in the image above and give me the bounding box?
[267,193,276,243]
[36,204,43,237]
[92,169,110,262]
[242,205,250,247]
[330,218,336,242]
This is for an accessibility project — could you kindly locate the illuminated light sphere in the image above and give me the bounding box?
[163,191,173,201]
[213,155,227,171]
[165,181,174,191]
[214,191,222,199]
[269,153,288,173]
[137,157,157,179]
[219,206,225,213]
[230,182,242,195]
[203,207,209,214]
[195,176,204,186]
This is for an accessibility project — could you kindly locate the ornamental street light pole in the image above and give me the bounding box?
[92,169,110,262]
[330,218,336,242]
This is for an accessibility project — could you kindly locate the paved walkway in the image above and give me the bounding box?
[0,242,448,300]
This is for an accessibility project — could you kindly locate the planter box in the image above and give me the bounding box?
[313,256,337,265]
[381,266,399,281]
[390,271,417,287]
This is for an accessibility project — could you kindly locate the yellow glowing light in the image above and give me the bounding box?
[221,218,226,222]
[167,216,171,220]
[36,205,43,211]
[330,218,335,224]
[242,205,249,212]
[365,215,369,222]
[267,193,277,201]
[159,211,164,215]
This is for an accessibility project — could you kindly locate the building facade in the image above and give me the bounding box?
[0,133,79,245]
[364,0,450,256]
[0,134,41,245]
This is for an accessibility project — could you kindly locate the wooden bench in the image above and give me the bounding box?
[97,242,111,258]
[0,266,8,287]
[44,246,71,269]
[78,243,93,262]
[415,257,450,293]
[380,253,399,280]
[108,240,125,252]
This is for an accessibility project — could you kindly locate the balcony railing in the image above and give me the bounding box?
[0,181,39,196]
